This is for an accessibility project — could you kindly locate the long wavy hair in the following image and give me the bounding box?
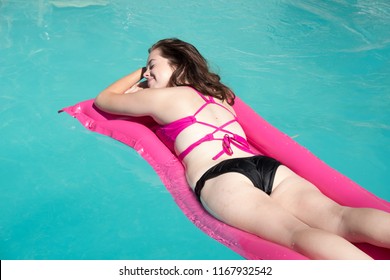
[149,38,236,105]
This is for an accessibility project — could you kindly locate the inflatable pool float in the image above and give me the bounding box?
[59,97,390,260]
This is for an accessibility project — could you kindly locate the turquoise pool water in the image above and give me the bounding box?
[1,0,389,260]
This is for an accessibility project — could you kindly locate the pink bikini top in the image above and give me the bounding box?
[155,88,254,161]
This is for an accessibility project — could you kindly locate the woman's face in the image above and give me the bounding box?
[144,49,175,88]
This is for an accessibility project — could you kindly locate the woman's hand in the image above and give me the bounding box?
[124,80,148,94]
[98,68,145,95]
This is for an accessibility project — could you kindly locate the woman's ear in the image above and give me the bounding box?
[173,67,189,86]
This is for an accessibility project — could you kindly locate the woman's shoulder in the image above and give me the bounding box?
[154,86,203,103]
[144,85,196,97]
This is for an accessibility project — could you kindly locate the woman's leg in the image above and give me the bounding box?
[271,166,390,249]
[199,172,372,259]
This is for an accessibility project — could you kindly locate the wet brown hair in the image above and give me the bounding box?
[149,38,235,105]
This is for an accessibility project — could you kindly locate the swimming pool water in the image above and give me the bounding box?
[1,0,389,260]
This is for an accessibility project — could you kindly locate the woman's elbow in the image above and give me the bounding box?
[94,93,107,110]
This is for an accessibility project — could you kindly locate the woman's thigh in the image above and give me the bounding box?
[271,165,345,235]
[199,172,310,247]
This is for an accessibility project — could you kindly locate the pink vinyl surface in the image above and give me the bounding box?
[60,98,390,259]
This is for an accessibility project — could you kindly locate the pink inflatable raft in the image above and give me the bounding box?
[60,97,390,260]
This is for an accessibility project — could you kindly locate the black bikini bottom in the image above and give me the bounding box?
[194,155,281,200]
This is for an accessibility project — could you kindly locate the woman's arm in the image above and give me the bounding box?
[101,67,145,95]
[94,68,176,118]
[94,68,152,116]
